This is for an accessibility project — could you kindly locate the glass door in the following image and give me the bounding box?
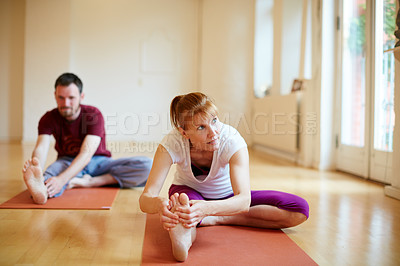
[369,0,396,183]
[337,0,369,177]
[337,0,396,182]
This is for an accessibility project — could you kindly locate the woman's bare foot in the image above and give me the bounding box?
[67,174,92,189]
[169,193,196,262]
[22,157,47,204]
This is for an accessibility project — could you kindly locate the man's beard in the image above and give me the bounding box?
[59,105,80,119]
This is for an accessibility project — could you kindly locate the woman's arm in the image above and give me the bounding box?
[139,145,179,229]
[176,147,251,227]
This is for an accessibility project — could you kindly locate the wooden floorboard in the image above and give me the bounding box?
[0,142,399,265]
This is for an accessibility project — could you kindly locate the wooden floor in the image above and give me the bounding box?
[0,142,399,266]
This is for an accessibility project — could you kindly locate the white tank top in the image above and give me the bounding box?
[160,123,247,199]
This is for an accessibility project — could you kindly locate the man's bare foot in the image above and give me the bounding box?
[68,174,118,189]
[169,193,196,262]
[22,157,47,204]
[67,174,92,189]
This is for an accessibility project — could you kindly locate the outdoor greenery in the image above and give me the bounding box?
[348,0,396,55]
[349,3,366,55]
[384,0,397,42]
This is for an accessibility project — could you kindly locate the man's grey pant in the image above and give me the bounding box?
[43,155,152,197]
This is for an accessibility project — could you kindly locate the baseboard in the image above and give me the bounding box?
[0,137,22,144]
[252,144,298,163]
[384,186,400,200]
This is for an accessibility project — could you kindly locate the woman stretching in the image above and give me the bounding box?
[139,92,309,261]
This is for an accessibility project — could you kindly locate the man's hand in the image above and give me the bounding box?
[45,135,101,197]
[45,176,67,197]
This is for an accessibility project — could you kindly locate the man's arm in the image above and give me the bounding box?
[58,134,101,181]
[45,135,101,197]
[32,134,51,169]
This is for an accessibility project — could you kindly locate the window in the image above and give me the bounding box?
[340,0,366,147]
[254,0,274,98]
[253,0,312,97]
[374,0,396,151]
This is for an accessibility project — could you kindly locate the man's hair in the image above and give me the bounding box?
[54,73,83,93]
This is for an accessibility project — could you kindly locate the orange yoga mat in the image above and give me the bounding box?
[0,187,119,210]
[142,214,317,265]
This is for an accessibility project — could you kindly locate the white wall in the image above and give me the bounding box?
[1,0,318,167]
[0,0,256,147]
[0,0,24,141]
[23,0,71,143]
[4,0,285,156]
[200,0,254,143]
[23,0,200,143]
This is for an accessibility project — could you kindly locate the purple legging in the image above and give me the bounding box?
[169,184,309,218]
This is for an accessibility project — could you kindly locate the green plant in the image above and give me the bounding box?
[348,0,396,54]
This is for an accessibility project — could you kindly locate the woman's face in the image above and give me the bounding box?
[180,113,221,152]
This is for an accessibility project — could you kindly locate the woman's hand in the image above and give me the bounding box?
[159,196,180,230]
[175,200,207,228]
